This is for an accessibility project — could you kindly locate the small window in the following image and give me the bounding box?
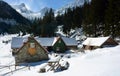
[59,40,61,43]
[30,43,35,48]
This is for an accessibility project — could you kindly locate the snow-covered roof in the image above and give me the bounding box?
[82,36,110,46]
[11,37,54,48]
[36,38,54,46]
[11,37,78,49]
[62,37,77,46]
[11,37,28,48]
[52,37,59,46]
[52,37,77,46]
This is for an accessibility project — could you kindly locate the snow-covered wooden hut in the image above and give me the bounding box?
[12,36,78,54]
[52,37,67,53]
[11,37,49,64]
[36,37,77,52]
[62,37,78,50]
[82,36,118,50]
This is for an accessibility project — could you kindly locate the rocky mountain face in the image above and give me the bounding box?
[0,1,30,33]
[0,1,30,25]
[12,0,85,19]
[12,3,33,14]
[55,0,84,15]
[12,3,51,19]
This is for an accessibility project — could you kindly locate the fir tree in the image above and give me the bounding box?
[105,0,120,38]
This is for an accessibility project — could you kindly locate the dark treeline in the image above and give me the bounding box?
[61,0,120,38]
[29,7,83,37]
[0,22,30,35]
[82,0,120,38]
[29,0,120,38]
[28,8,57,37]
[1,0,119,38]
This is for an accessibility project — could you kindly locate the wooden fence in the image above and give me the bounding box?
[0,63,31,75]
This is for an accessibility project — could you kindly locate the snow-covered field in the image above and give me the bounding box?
[0,34,120,76]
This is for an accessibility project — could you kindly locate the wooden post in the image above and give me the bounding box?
[11,70,13,74]
[9,65,10,69]
[15,63,18,70]
[28,65,30,70]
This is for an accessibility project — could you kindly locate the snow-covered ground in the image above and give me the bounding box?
[0,34,120,76]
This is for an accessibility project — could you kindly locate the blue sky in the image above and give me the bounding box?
[4,0,74,12]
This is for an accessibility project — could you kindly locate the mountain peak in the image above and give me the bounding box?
[40,7,52,13]
[0,0,30,33]
[0,0,8,5]
[12,0,85,19]
[12,3,32,14]
[20,3,25,7]
[55,0,84,15]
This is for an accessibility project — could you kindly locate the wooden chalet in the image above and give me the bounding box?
[11,36,78,55]
[52,37,67,53]
[11,37,49,64]
[82,36,118,50]
[36,37,78,52]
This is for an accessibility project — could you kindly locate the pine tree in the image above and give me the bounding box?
[85,0,108,37]
[63,8,73,34]
[56,14,64,26]
[105,0,120,38]
[41,8,57,37]
[82,1,91,36]
[73,7,83,28]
